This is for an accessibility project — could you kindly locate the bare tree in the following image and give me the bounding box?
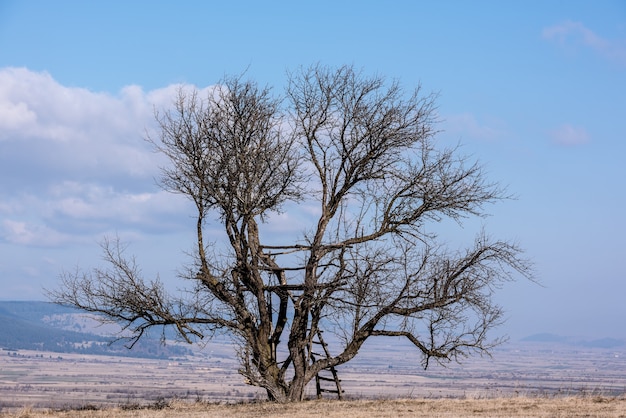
[49,65,532,403]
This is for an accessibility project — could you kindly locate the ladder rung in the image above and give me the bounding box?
[317,376,337,382]
[319,389,344,394]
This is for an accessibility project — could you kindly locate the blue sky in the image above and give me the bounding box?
[0,1,625,341]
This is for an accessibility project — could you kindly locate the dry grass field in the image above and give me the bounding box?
[3,397,626,418]
[1,338,625,417]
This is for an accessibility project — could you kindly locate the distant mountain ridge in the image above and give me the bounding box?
[4,301,622,360]
[0,301,191,359]
[521,333,625,349]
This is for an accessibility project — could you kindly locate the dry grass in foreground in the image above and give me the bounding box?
[3,396,626,418]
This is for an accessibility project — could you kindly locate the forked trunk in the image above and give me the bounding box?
[257,358,310,402]
[287,373,308,402]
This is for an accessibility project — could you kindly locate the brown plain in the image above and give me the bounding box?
[2,338,625,417]
[3,397,626,418]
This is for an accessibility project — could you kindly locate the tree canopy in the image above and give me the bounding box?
[50,64,533,402]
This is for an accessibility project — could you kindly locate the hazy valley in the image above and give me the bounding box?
[1,301,625,412]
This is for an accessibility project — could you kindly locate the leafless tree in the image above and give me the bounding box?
[49,65,533,403]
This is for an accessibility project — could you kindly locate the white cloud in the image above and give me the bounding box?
[0,68,220,186]
[444,113,506,141]
[0,68,173,184]
[550,124,590,146]
[0,67,199,248]
[0,67,315,254]
[46,183,190,229]
[0,67,113,142]
[542,21,626,67]
[1,219,73,247]
[0,100,36,129]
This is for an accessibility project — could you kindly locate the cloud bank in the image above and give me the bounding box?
[0,68,321,251]
[444,113,507,142]
[550,124,590,146]
[0,67,190,248]
[542,21,626,67]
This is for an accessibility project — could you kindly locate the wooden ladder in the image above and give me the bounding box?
[310,330,344,400]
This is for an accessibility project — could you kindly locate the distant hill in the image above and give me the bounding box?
[521,333,625,349]
[0,301,191,359]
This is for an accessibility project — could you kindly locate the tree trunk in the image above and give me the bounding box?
[288,373,308,402]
